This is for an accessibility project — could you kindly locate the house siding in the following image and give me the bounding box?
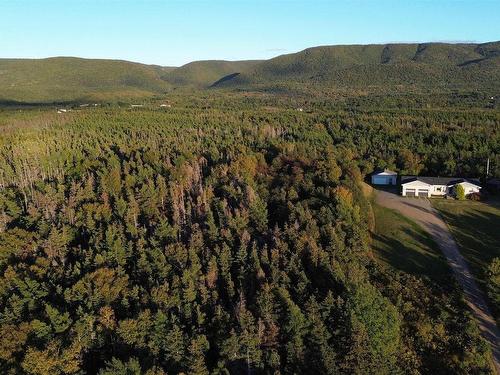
[372,175,396,185]
[431,185,449,196]
[401,181,481,197]
[371,170,397,185]
[401,181,431,197]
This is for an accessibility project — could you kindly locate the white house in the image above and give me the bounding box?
[371,169,398,185]
[401,176,481,197]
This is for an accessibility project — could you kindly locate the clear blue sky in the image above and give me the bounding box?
[1,0,499,66]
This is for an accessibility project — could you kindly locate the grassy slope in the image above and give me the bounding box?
[0,57,172,103]
[162,60,262,88]
[371,203,450,281]
[216,42,500,92]
[432,200,500,288]
[371,200,496,373]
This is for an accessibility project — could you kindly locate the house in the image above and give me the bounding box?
[371,169,397,185]
[401,176,481,197]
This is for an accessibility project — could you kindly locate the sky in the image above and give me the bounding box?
[1,0,499,66]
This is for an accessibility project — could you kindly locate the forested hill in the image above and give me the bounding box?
[1,41,499,103]
[214,42,500,92]
[161,60,262,88]
[0,57,174,103]
[0,58,259,103]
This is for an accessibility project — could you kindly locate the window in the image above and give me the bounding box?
[436,187,442,192]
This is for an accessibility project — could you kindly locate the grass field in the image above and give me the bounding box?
[371,203,450,281]
[431,199,500,290]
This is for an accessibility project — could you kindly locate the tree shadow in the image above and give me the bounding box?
[372,185,399,195]
[372,228,448,282]
[401,200,433,214]
[432,204,500,324]
[437,207,500,278]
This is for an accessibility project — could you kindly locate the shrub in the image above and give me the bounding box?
[468,192,481,201]
[455,184,465,200]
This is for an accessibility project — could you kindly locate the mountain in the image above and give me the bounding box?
[213,42,500,92]
[0,42,498,103]
[0,57,173,103]
[0,57,261,103]
[161,60,262,88]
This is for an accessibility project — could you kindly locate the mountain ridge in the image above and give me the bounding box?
[213,41,500,92]
[161,60,262,88]
[1,41,499,103]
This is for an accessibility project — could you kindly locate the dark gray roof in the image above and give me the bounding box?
[401,176,481,187]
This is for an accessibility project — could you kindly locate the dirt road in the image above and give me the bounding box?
[375,189,500,373]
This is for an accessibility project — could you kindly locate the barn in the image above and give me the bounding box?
[371,169,397,185]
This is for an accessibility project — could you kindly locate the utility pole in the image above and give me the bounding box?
[486,158,490,179]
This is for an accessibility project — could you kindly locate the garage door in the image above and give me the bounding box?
[418,189,429,197]
[405,189,416,197]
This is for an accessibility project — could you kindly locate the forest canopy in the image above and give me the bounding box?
[0,92,497,374]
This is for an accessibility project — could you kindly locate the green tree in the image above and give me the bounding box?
[487,258,500,312]
[455,184,466,200]
[348,282,401,373]
[99,357,142,375]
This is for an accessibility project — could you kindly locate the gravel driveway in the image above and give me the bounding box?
[375,188,500,373]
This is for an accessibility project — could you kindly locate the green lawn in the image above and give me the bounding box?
[371,200,497,373]
[371,203,450,281]
[431,199,500,290]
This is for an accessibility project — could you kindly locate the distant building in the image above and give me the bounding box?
[371,169,397,185]
[401,176,481,197]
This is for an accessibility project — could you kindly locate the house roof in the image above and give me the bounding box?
[371,168,397,176]
[401,176,481,187]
